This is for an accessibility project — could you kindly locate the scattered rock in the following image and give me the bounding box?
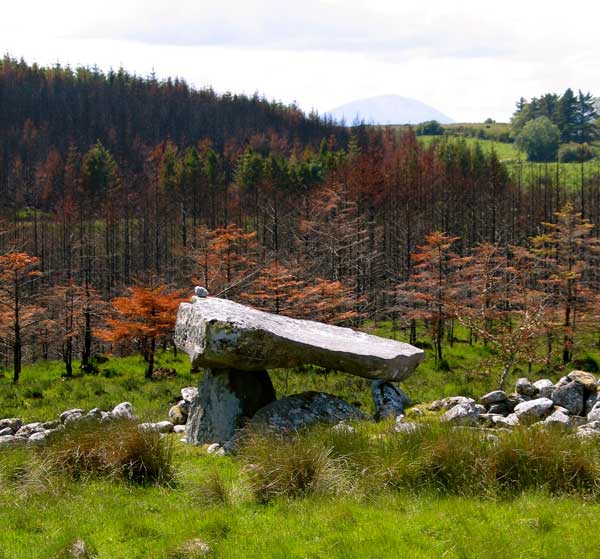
[577,421,600,438]
[112,402,133,419]
[187,368,276,445]
[0,435,18,446]
[138,421,174,434]
[544,410,572,430]
[533,379,554,398]
[206,443,225,456]
[587,402,600,423]
[0,418,23,433]
[174,538,211,557]
[0,427,14,437]
[480,390,507,406]
[508,392,527,405]
[168,404,187,426]
[441,402,481,426]
[406,407,424,417]
[488,401,514,415]
[371,380,411,421]
[194,286,209,298]
[64,538,97,558]
[516,378,538,397]
[479,413,505,427]
[250,391,368,433]
[28,430,52,445]
[571,416,589,428]
[567,370,597,391]
[60,409,85,423]
[181,387,198,403]
[332,422,356,434]
[394,422,420,434]
[428,400,443,411]
[551,381,584,416]
[86,408,104,420]
[440,396,475,411]
[15,422,44,437]
[489,413,519,428]
[513,398,553,423]
[173,425,186,434]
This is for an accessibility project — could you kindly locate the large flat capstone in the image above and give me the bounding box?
[174,298,424,381]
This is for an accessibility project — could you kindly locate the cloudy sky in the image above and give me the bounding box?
[3,0,600,122]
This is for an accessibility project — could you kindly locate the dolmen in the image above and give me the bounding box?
[174,293,424,444]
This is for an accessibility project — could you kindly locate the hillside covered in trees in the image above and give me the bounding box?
[3,58,600,381]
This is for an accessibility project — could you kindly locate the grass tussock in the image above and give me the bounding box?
[42,418,174,485]
[237,422,600,501]
[238,428,355,502]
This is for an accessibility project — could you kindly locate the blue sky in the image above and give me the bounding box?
[3,0,600,122]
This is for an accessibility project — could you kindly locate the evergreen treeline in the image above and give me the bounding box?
[0,55,345,193]
[512,88,598,143]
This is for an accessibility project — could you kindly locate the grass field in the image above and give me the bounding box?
[3,419,600,558]
[418,134,520,160]
[3,325,600,558]
[416,135,600,192]
[3,478,600,558]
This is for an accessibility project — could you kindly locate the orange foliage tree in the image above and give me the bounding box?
[290,277,362,325]
[455,246,549,389]
[0,252,43,382]
[193,224,259,298]
[243,261,362,325]
[241,262,303,315]
[531,202,600,363]
[395,232,463,362]
[98,283,184,378]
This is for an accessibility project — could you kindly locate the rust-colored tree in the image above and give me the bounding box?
[395,232,462,362]
[0,252,43,382]
[242,262,303,314]
[531,202,600,364]
[193,224,259,298]
[453,242,509,342]
[289,277,362,325]
[456,246,548,389]
[44,282,106,377]
[98,283,183,378]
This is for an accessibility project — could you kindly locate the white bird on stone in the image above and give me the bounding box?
[194,286,209,298]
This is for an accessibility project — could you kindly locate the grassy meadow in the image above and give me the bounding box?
[4,416,600,558]
[3,323,600,558]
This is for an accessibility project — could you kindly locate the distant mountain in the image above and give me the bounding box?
[328,95,454,125]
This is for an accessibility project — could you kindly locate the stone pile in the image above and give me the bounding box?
[0,389,196,447]
[0,403,132,446]
[431,370,600,436]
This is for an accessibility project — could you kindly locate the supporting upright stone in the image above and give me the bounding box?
[186,368,276,445]
[371,380,412,421]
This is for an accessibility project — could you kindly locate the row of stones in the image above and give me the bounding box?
[0,387,199,447]
[426,371,600,435]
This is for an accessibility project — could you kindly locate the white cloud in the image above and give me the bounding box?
[3,0,600,122]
